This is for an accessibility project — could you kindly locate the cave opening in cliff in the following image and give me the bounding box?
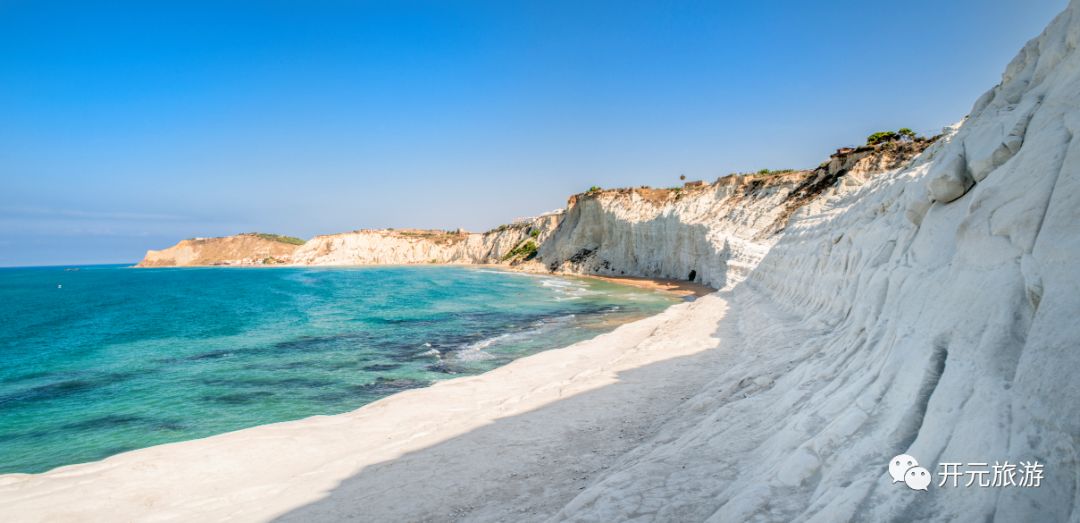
[688,270,697,281]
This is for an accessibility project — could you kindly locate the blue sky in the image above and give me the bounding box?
[0,0,1068,266]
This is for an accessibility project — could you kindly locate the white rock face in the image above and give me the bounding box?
[137,214,564,268]
[538,141,930,290]
[289,218,552,265]
[289,213,559,266]
[552,2,1080,520]
[538,183,786,289]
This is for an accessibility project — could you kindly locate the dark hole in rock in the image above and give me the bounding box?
[688,270,697,281]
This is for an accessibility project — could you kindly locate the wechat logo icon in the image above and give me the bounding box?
[890,454,931,491]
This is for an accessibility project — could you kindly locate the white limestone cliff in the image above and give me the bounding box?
[552,2,1080,519]
[136,143,927,274]
[289,213,561,266]
[137,214,562,267]
[539,140,933,290]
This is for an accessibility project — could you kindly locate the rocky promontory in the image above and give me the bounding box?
[135,233,304,267]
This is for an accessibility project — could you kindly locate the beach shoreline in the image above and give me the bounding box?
[567,273,713,297]
[462,262,715,297]
[0,288,729,522]
[1,264,688,476]
[127,260,717,298]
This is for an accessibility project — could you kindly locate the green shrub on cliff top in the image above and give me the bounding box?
[246,233,306,245]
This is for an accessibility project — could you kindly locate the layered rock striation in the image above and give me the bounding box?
[553,3,1080,519]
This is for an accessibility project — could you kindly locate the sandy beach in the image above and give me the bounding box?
[472,262,714,298]
[572,273,713,297]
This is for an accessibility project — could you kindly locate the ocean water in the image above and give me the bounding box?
[0,265,678,474]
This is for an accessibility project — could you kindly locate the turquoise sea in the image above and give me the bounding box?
[0,265,677,474]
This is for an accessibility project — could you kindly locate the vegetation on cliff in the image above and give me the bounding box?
[502,240,538,262]
[865,127,921,145]
[244,233,306,245]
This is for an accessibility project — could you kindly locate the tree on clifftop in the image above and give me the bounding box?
[866,130,900,145]
[867,128,919,145]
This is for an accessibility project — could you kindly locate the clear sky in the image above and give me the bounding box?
[0,0,1068,266]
